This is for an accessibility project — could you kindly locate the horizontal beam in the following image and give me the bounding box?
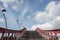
[0,27,26,33]
[36,28,60,33]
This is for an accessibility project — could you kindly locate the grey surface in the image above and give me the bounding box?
[18,31,45,40]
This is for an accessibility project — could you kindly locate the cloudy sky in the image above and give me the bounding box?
[0,0,60,30]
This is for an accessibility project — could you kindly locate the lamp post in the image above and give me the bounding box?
[2,7,7,29]
[17,19,20,29]
[1,7,8,40]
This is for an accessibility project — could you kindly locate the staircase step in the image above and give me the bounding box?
[18,38,45,40]
[18,31,45,40]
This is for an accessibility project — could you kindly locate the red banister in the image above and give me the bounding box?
[36,28,59,40]
[0,27,26,40]
[0,27,26,33]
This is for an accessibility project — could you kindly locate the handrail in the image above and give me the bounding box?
[0,27,26,33]
[36,28,59,40]
[0,27,26,40]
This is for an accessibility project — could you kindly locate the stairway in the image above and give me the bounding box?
[18,31,45,40]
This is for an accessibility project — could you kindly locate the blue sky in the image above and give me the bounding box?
[0,0,60,30]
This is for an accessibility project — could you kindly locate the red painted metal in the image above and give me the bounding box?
[36,28,60,40]
[0,27,60,40]
[1,32,5,40]
[7,33,10,40]
[0,27,26,40]
[0,27,26,33]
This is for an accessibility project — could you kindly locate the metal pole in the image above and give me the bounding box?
[3,13,7,29]
[2,7,7,40]
[17,19,20,29]
[2,7,7,29]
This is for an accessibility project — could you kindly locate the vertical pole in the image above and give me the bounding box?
[2,7,7,29]
[50,32,53,40]
[7,33,10,40]
[1,32,5,40]
[3,14,7,40]
[16,32,19,40]
[55,33,58,40]
[47,32,50,40]
[52,32,54,40]
[17,20,20,29]
[51,32,54,40]
[14,32,16,40]
[46,32,50,40]
[3,13,7,31]
[2,7,7,40]
[10,33,13,40]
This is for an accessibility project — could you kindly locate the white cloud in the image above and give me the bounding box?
[34,1,60,23]
[45,1,60,16]
[0,18,4,22]
[0,0,24,11]
[29,1,60,30]
[30,23,53,30]
[29,25,40,31]
[52,17,60,29]
[0,0,15,7]
[19,5,29,20]
[34,12,53,23]
[10,4,18,11]
[0,0,15,2]
[27,16,31,19]
[40,23,53,30]
[30,17,60,30]
[0,18,5,28]
[8,0,24,12]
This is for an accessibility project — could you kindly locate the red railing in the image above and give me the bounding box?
[1,27,60,40]
[36,28,60,40]
[0,27,26,40]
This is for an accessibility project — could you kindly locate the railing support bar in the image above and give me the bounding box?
[1,32,5,40]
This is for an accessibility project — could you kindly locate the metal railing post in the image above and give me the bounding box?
[1,32,5,40]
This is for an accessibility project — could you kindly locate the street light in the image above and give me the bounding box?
[1,6,7,29]
[17,19,20,29]
[1,6,8,40]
